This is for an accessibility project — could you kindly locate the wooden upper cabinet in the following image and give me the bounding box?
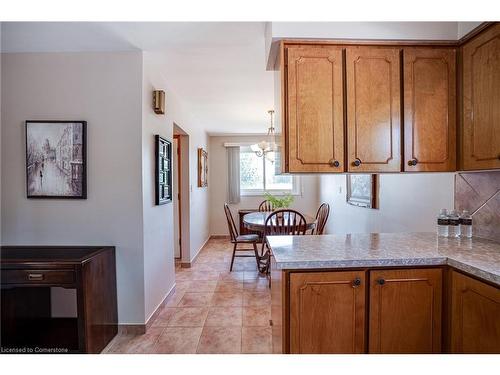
[462,23,500,170]
[289,271,366,353]
[346,46,401,172]
[369,268,442,353]
[285,45,344,172]
[404,48,457,171]
[451,271,500,353]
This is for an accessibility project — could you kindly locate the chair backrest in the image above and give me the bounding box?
[313,203,330,235]
[258,200,274,212]
[264,209,307,236]
[224,203,239,242]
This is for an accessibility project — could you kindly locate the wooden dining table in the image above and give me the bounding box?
[242,211,317,233]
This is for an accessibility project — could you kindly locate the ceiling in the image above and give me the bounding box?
[1,22,275,135]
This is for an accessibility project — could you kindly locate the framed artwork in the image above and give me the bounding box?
[197,147,208,187]
[25,121,87,199]
[155,135,172,205]
[346,174,378,209]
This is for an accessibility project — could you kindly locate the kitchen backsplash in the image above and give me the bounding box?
[455,171,500,243]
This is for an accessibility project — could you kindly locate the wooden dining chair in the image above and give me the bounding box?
[311,203,330,235]
[259,209,307,275]
[224,203,260,272]
[258,200,274,212]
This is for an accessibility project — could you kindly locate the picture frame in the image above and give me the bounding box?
[25,120,87,199]
[155,135,172,205]
[197,147,208,188]
[346,174,378,209]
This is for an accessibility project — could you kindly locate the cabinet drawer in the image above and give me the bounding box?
[1,269,75,285]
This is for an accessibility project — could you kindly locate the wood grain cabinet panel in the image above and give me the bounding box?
[369,268,442,353]
[450,271,500,353]
[346,46,401,172]
[404,48,457,171]
[289,271,366,353]
[462,23,500,170]
[285,45,345,172]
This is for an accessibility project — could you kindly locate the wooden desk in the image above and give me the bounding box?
[1,246,117,353]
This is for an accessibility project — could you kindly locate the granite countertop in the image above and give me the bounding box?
[267,232,500,286]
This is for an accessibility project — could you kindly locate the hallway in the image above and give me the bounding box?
[105,238,272,354]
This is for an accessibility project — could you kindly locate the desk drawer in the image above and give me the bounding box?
[1,269,75,285]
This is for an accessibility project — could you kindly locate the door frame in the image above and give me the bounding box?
[173,134,182,260]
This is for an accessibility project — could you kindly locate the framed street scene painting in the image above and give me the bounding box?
[25,121,87,199]
[346,174,378,209]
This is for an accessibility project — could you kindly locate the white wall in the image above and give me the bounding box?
[209,135,319,235]
[1,52,145,324]
[319,174,455,234]
[457,22,483,38]
[141,52,210,269]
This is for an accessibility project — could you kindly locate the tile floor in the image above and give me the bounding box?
[104,238,272,354]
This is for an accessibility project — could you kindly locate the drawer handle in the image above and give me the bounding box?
[377,278,385,286]
[329,159,340,168]
[28,273,44,281]
[352,277,362,288]
[352,158,361,167]
[408,158,418,166]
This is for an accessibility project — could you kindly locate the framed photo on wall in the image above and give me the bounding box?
[25,120,87,199]
[155,135,172,205]
[197,147,208,187]
[346,174,378,209]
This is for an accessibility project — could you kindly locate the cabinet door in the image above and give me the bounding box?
[462,23,500,170]
[346,46,401,172]
[369,268,442,353]
[451,271,500,353]
[404,48,457,171]
[286,45,345,172]
[289,271,366,353]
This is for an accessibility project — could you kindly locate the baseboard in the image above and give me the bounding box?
[210,234,230,239]
[180,236,210,268]
[118,283,176,335]
[145,283,176,331]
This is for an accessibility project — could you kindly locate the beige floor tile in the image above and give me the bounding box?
[204,307,242,327]
[211,292,243,307]
[241,327,272,354]
[197,326,242,354]
[243,291,271,306]
[243,278,270,291]
[219,271,245,282]
[167,307,209,327]
[186,280,218,292]
[178,292,214,307]
[242,306,271,327]
[151,307,177,327]
[109,328,164,354]
[174,281,191,291]
[189,271,221,281]
[165,290,186,307]
[215,280,243,293]
[154,327,203,354]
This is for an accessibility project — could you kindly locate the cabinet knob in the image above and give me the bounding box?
[377,278,385,286]
[352,277,362,288]
[408,158,418,166]
[352,158,362,167]
[329,159,340,168]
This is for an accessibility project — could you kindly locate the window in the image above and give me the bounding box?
[240,146,299,195]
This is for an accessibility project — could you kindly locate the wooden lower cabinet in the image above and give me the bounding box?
[289,271,366,353]
[450,271,500,353]
[369,268,442,353]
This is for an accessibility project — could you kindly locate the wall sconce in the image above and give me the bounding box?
[153,90,165,115]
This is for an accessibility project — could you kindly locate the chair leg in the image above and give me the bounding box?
[230,242,237,272]
[252,242,260,267]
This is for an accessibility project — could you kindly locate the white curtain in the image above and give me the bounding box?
[227,146,240,204]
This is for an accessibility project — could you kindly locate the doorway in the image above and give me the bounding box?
[173,124,190,267]
[173,135,181,260]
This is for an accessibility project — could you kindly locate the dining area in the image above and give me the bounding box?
[223,201,330,275]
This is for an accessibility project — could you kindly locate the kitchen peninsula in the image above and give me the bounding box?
[268,232,500,354]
